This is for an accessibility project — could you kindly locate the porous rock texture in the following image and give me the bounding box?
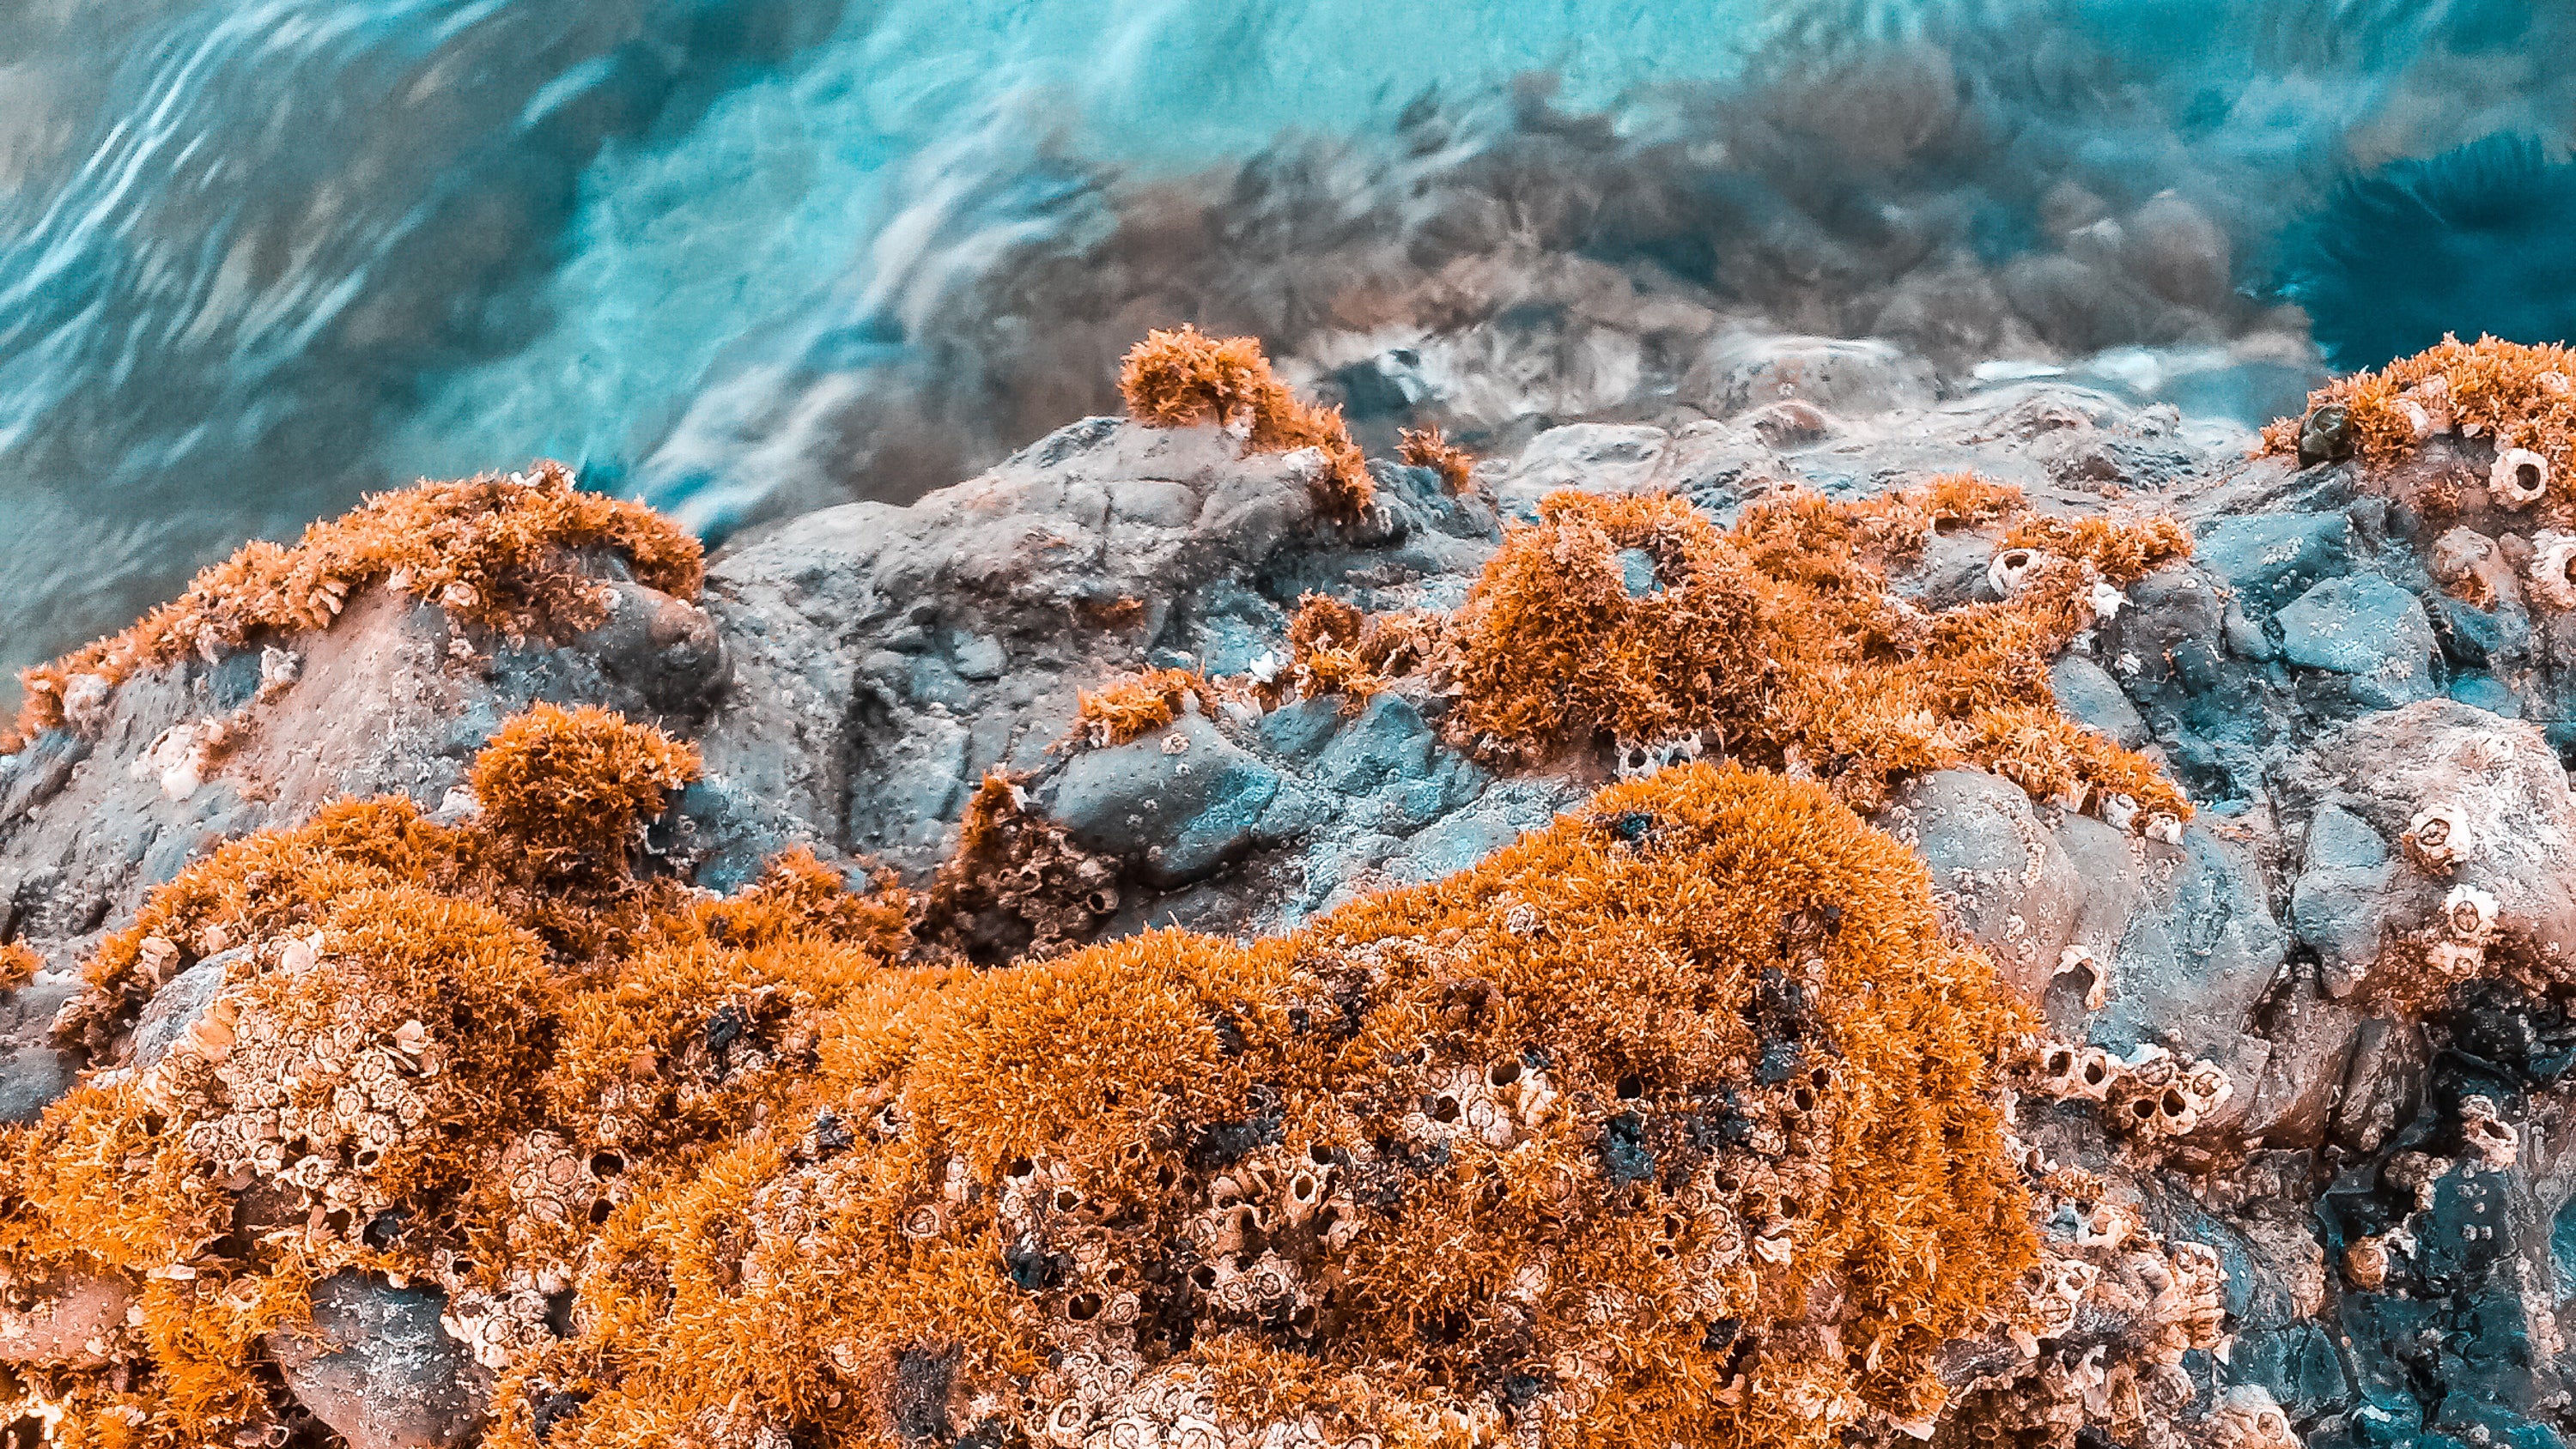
[5,331,2576,1449]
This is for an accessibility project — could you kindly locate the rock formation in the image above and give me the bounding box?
[3,332,2573,1449]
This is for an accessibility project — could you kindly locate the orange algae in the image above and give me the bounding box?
[1,705,913,1448]
[1396,425,1477,495]
[494,763,2034,1449]
[2260,335,2576,497]
[1073,666,1213,747]
[5,461,702,751]
[1279,594,1441,712]
[0,942,39,991]
[1119,326,1375,518]
[2,700,2042,1449]
[1426,482,2190,820]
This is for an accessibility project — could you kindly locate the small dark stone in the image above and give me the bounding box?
[1601,1112,1654,1185]
[2298,403,2353,466]
[530,1391,592,1443]
[890,1349,957,1444]
[811,1111,854,1157]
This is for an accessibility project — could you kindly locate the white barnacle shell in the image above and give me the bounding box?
[2460,1096,2518,1169]
[2397,399,2434,443]
[2088,580,2127,621]
[2527,530,2576,611]
[2491,448,2552,510]
[2442,883,2500,941]
[2403,803,2476,872]
[2100,793,2140,833]
[1986,546,2041,599]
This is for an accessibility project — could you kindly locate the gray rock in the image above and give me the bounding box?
[2050,655,2148,749]
[127,948,250,1072]
[572,580,729,714]
[1049,716,1301,887]
[0,971,81,1124]
[2329,1016,2427,1157]
[1312,695,1438,796]
[1874,770,2083,999]
[2082,821,2288,1137]
[2288,804,2394,998]
[2236,985,2360,1149]
[2275,575,2437,707]
[1498,424,1670,512]
[266,1274,487,1449]
[2195,512,2352,612]
[0,1272,137,1367]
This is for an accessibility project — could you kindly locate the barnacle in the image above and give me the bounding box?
[2526,530,2576,610]
[2492,447,2552,508]
[2458,1095,2519,1169]
[2207,1385,2300,1449]
[1120,327,1375,519]
[2402,802,2476,872]
[0,942,39,991]
[6,462,701,750]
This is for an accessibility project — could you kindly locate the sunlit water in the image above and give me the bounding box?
[0,0,2570,697]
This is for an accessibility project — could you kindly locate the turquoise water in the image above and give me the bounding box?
[0,0,2570,690]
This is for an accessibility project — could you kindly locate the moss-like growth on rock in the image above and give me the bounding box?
[2,705,914,1448]
[495,762,2032,1449]
[1426,482,2190,821]
[5,462,701,751]
[1396,426,1476,495]
[2,695,2043,1449]
[1119,326,1374,518]
[2261,334,2576,494]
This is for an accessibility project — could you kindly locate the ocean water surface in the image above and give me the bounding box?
[1,0,2571,695]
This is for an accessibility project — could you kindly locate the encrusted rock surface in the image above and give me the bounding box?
[9,330,2576,1449]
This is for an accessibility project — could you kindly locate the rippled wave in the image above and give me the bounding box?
[0,0,2570,693]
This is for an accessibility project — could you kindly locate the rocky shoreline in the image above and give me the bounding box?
[5,330,2576,1449]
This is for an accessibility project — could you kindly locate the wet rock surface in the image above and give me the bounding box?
[11,329,2576,1448]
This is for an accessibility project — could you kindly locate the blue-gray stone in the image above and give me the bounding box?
[2196,512,2353,612]
[1256,698,1346,762]
[1616,548,1662,597]
[2275,576,2436,708]
[2290,803,2394,997]
[1315,694,1437,794]
[1393,811,1527,883]
[2449,671,2521,717]
[2050,655,2148,748]
[1051,715,1286,885]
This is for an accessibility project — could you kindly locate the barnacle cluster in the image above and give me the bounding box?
[0,700,933,1446]
[490,761,2038,1449]
[1,715,2063,1449]
[2026,1043,2236,1145]
[1120,328,1374,519]
[2260,335,2576,512]
[1935,1167,2228,1449]
[4,461,701,750]
[921,773,1124,960]
[1270,477,2190,823]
